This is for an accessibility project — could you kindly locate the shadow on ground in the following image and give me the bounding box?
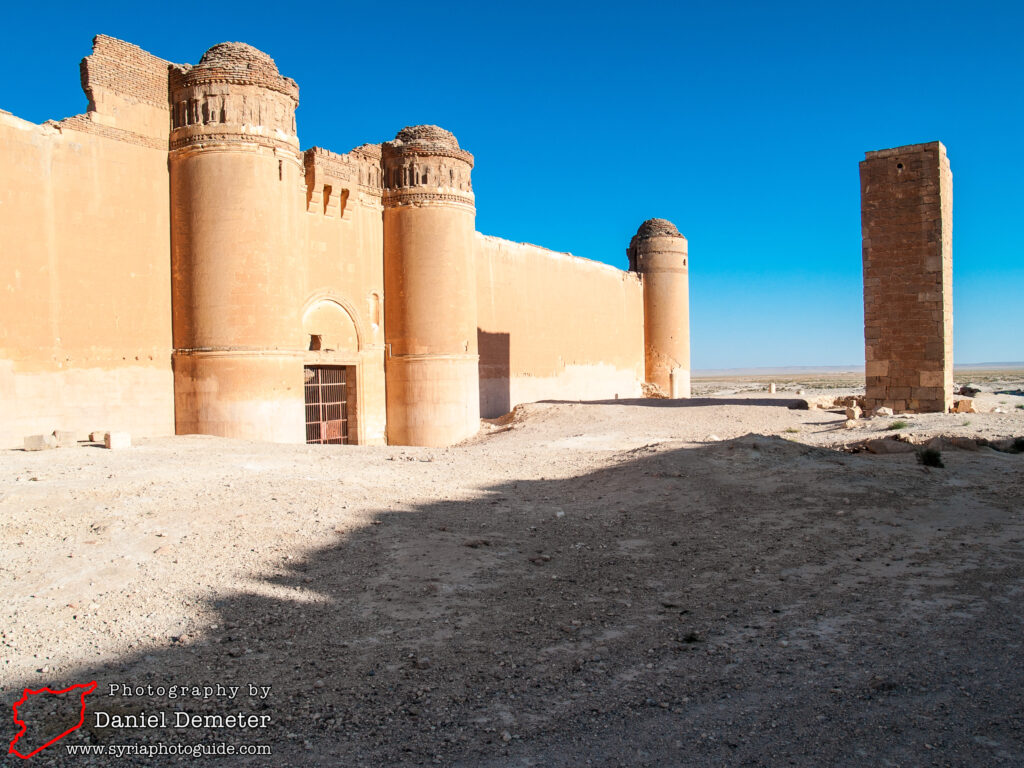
[537,397,810,409]
[3,436,1023,767]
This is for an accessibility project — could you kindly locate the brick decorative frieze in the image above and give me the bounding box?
[169,43,299,153]
[381,125,474,209]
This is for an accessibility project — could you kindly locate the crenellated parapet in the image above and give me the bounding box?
[381,125,474,210]
[303,147,353,217]
[169,43,299,154]
[350,144,384,195]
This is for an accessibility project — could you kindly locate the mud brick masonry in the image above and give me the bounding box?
[0,36,692,448]
[860,142,953,414]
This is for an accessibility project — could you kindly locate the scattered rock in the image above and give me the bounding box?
[23,434,57,451]
[958,385,981,397]
[875,407,895,417]
[52,430,77,447]
[843,420,858,430]
[951,399,976,414]
[949,437,979,451]
[865,438,917,455]
[845,405,862,420]
[104,432,132,450]
[706,434,721,442]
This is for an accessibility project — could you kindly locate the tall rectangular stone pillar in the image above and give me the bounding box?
[860,141,953,414]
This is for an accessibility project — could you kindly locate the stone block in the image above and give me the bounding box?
[865,438,916,455]
[52,430,77,447]
[104,432,132,450]
[865,360,889,377]
[875,406,894,417]
[951,399,975,414]
[845,405,862,420]
[24,434,58,451]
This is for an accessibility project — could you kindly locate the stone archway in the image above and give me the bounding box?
[301,296,364,444]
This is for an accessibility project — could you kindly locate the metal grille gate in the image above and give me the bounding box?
[304,366,349,444]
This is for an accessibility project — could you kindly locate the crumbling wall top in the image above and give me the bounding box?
[173,41,298,103]
[633,218,684,240]
[384,124,472,165]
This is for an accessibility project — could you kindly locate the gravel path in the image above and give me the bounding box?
[2,391,1023,766]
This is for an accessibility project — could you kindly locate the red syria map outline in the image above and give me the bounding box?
[8,680,97,759]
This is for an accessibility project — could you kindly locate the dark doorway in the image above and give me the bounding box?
[304,366,349,444]
[478,329,511,418]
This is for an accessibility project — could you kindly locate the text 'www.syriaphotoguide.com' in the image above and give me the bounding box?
[65,743,272,757]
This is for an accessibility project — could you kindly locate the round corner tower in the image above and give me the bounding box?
[169,43,305,442]
[381,125,479,446]
[628,218,690,398]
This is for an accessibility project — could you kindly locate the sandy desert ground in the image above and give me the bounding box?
[2,376,1023,766]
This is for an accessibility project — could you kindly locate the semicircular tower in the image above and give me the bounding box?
[381,125,479,446]
[628,218,691,398]
[169,43,305,442]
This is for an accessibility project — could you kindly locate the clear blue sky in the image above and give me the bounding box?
[3,1,1021,368]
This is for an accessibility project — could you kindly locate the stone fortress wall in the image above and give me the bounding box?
[0,37,175,449]
[0,35,688,448]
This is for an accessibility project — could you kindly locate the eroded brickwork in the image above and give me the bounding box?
[80,34,171,108]
[861,142,953,413]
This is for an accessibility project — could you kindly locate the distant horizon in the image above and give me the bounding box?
[0,2,1021,368]
[694,362,1024,377]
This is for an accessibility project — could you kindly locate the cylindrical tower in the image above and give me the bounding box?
[169,43,305,442]
[382,125,479,446]
[628,219,691,398]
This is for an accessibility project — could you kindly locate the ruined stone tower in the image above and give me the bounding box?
[169,43,305,441]
[381,126,480,446]
[628,219,691,398]
[860,142,953,414]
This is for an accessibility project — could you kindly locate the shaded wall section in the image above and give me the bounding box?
[0,37,174,448]
[475,234,644,417]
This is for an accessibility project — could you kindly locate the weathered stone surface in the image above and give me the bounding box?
[104,432,131,450]
[952,399,976,414]
[52,430,77,447]
[845,405,862,420]
[865,438,917,455]
[861,142,953,414]
[875,406,894,417]
[24,434,57,451]
[949,436,978,451]
[843,419,858,429]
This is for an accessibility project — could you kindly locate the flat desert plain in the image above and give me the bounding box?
[2,374,1023,766]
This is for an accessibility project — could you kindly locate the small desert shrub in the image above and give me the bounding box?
[887,420,910,430]
[784,427,799,434]
[1016,404,1023,410]
[961,420,971,427]
[918,447,944,468]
